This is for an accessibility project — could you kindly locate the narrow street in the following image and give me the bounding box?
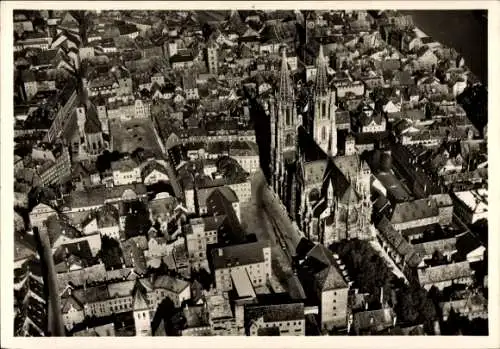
[254,171,304,255]
[241,171,297,292]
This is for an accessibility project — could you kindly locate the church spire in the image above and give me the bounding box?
[315,45,328,96]
[279,48,294,104]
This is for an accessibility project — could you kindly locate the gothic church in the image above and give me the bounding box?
[265,45,372,246]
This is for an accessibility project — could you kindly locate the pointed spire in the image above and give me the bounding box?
[315,45,329,96]
[279,48,294,103]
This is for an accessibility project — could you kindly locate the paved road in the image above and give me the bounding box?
[38,227,65,336]
[241,171,298,292]
[253,171,304,255]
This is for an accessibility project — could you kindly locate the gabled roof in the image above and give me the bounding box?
[359,110,385,127]
[417,261,473,286]
[132,281,149,311]
[111,157,139,172]
[353,308,396,333]
[53,239,94,267]
[96,204,119,228]
[211,240,268,269]
[61,294,84,313]
[84,103,102,134]
[15,232,38,262]
[153,275,189,294]
[245,302,305,324]
[376,217,422,268]
[141,160,169,179]
[390,198,439,224]
[413,237,457,258]
[306,244,348,290]
[45,214,82,246]
[322,158,357,205]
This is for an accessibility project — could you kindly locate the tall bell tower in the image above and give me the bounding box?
[313,45,337,156]
[273,48,298,199]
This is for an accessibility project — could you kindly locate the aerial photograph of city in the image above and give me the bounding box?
[9,7,489,338]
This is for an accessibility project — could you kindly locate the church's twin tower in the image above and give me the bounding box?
[270,45,337,198]
[312,45,337,157]
[269,48,299,198]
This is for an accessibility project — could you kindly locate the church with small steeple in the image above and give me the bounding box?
[67,101,111,160]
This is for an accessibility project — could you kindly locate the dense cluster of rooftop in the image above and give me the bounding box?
[13,9,487,337]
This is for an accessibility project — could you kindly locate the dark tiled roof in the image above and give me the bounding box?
[183,305,210,329]
[306,244,348,290]
[63,183,147,209]
[73,284,109,304]
[61,294,84,313]
[141,160,168,179]
[335,110,351,125]
[84,104,103,134]
[246,302,304,323]
[14,232,38,262]
[53,240,94,266]
[417,261,473,286]
[211,240,268,269]
[111,158,139,172]
[353,308,396,333]
[148,195,178,219]
[413,237,457,258]
[376,217,422,268]
[45,214,82,246]
[390,198,439,224]
[359,110,385,127]
[257,327,280,336]
[202,215,226,231]
[153,275,189,293]
[303,160,327,186]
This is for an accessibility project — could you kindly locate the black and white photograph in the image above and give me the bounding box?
[1,1,498,348]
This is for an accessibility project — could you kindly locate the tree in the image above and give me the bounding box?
[332,239,393,300]
[124,201,152,239]
[97,235,124,270]
[395,284,437,326]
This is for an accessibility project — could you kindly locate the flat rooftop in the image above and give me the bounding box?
[454,189,488,213]
[231,268,257,299]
